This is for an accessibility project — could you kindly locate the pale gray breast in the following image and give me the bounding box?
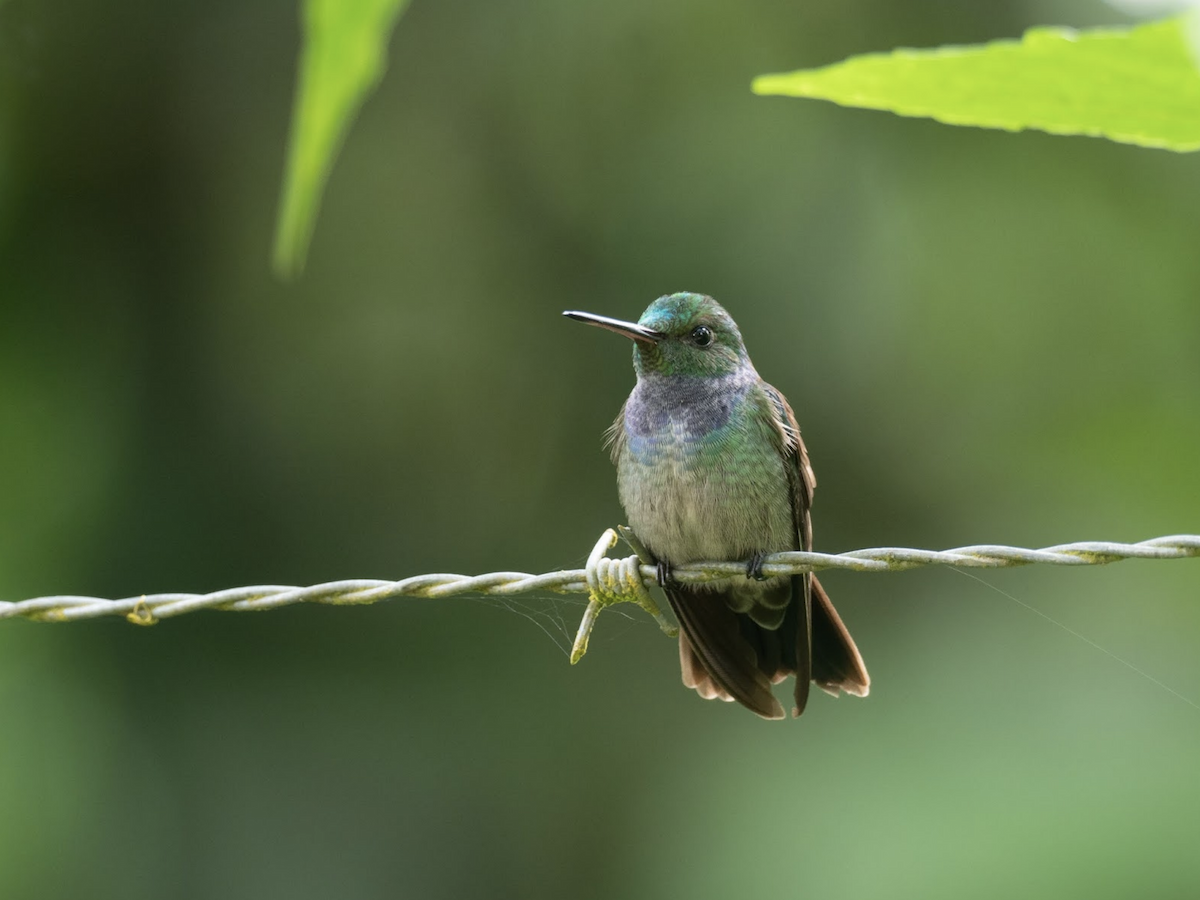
[616,370,794,565]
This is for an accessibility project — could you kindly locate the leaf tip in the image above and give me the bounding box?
[271,232,306,282]
[751,72,815,97]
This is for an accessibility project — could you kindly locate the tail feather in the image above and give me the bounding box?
[738,615,785,684]
[791,573,813,717]
[810,575,870,698]
[679,635,734,701]
[668,574,868,718]
[664,586,785,720]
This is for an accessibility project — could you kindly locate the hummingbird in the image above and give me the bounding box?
[564,293,869,719]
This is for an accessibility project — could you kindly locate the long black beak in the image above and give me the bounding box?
[562,310,663,345]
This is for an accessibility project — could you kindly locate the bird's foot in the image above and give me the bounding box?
[746,552,769,581]
[656,560,675,588]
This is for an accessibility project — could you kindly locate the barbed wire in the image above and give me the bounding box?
[3,531,1196,644]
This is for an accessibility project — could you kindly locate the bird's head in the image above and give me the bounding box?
[564,292,750,378]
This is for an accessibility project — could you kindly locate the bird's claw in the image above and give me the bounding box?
[656,560,675,588]
[746,552,769,581]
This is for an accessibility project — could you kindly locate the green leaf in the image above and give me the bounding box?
[752,15,1200,152]
[273,0,413,279]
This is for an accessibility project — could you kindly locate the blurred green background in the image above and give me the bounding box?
[2,0,1199,897]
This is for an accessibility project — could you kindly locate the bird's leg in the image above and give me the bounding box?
[746,552,769,581]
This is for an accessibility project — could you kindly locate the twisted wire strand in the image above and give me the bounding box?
[2,533,1197,626]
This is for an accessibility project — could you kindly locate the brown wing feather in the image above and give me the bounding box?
[760,383,815,716]
[761,383,869,714]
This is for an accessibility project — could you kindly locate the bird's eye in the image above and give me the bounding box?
[691,326,713,347]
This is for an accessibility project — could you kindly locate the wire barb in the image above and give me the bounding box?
[570,529,678,665]
[2,534,1197,634]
